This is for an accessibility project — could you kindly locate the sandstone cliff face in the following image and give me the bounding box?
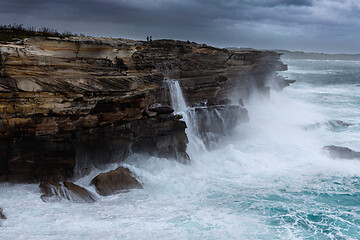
[0,36,288,182]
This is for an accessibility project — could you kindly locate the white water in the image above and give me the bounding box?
[1,61,360,239]
[165,78,206,156]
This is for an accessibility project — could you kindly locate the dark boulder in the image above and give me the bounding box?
[0,208,6,219]
[39,181,96,203]
[323,145,360,159]
[62,181,96,203]
[90,167,142,196]
[39,181,62,202]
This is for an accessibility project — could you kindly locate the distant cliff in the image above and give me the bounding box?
[276,49,360,61]
[0,36,288,182]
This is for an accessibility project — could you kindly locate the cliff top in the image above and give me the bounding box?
[0,24,282,56]
[0,24,82,42]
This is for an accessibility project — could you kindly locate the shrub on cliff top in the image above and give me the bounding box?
[0,24,84,42]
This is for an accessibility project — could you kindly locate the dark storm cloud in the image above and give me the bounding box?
[0,0,359,53]
[231,0,313,7]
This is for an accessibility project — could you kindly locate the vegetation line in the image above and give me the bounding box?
[0,24,84,42]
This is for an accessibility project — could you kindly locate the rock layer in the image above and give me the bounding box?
[0,36,289,182]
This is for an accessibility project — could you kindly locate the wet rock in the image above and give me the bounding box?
[0,208,6,219]
[174,114,183,120]
[90,167,142,196]
[130,115,189,162]
[326,120,353,130]
[193,105,249,147]
[63,181,96,202]
[144,110,157,117]
[148,106,174,114]
[75,136,132,172]
[323,145,360,159]
[39,181,96,203]
[206,98,231,106]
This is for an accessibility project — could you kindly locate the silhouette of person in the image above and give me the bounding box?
[147,36,149,41]
[150,36,152,41]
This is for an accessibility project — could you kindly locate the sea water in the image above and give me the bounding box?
[1,59,360,239]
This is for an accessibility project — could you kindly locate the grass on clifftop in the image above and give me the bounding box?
[0,24,84,42]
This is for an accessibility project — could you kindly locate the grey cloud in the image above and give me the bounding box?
[0,0,358,53]
[241,0,313,7]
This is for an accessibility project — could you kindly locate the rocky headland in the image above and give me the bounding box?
[0,36,289,185]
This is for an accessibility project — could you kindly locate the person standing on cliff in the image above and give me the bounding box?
[150,36,152,41]
[146,36,149,41]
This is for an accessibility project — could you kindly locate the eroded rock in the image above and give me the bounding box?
[90,167,142,196]
[39,181,96,203]
[323,145,360,159]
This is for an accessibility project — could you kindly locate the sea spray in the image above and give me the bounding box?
[165,78,248,151]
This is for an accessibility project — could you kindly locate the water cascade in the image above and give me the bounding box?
[165,79,207,157]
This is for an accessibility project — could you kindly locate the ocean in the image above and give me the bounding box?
[1,58,360,239]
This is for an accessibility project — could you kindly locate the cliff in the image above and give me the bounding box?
[0,36,288,182]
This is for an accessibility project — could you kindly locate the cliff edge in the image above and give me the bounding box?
[0,36,288,182]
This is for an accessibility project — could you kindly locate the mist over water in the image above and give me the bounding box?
[1,59,360,239]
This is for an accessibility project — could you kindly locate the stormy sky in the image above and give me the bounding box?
[1,0,359,53]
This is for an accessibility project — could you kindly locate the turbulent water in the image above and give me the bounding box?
[1,59,360,239]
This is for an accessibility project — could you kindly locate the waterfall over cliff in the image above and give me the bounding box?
[165,78,206,157]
